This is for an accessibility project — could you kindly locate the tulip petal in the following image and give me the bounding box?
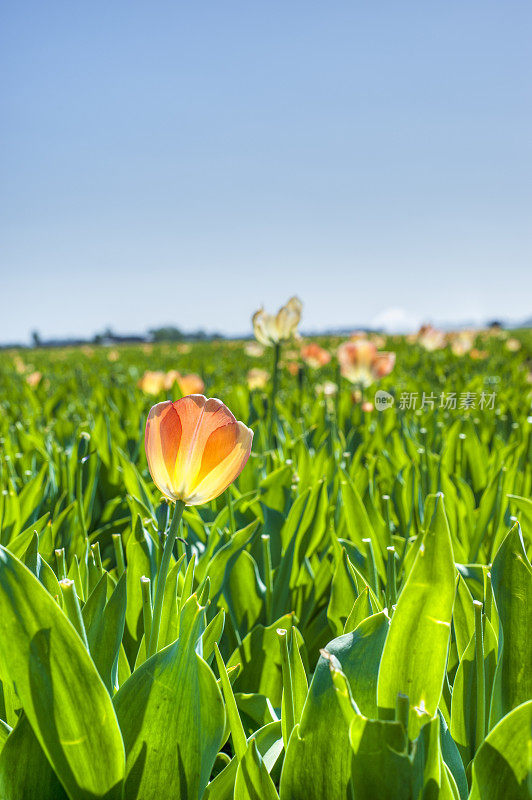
[187,421,253,505]
[171,395,237,497]
[145,402,183,500]
[252,309,274,346]
[195,423,240,485]
[373,352,396,379]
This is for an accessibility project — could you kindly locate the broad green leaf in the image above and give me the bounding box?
[83,572,127,694]
[340,476,385,580]
[349,715,412,799]
[377,493,456,737]
[227,614,295,707]
[450,619,497,765]
[453,575,475,660]
[234,739,280,800]
[203,521,259,601]
[272,483,328,620]
[215,642,247,762]
[489,524,532,728]
[327,548,359,636]
[438,711,468,800]
[344,586,372,634]
[279,612,389,800]
[0,713,68,800]
[332,662,446,800]
[203,609,226,664]
[125,517,156,643]
[224,550,263,636]
[0,546,125,800]
[469,701,532,800]
[0,719,10,750]
[205,721,283,800]
[507,494,532,529]
[279,625,308,747]
[114,595,225,800]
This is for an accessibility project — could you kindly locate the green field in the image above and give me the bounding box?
[0,327,531,799]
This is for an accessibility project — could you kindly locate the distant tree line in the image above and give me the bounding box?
[0,317,528,351]
[147,326,224,342]
[0,326,229,350]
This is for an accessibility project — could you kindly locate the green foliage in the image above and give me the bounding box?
[377,493,456,737]
[0,330,531,797]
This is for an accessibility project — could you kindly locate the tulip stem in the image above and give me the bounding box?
[335,359,341,428]
[356,381,364,426]
[395,693,410,738]
[278,628,296,746]
[262,534,273,622]
[141,576,153,647]
[148,499,186,657]
[268,342,281,448]
[226,488,236,535]
[55,548,67,581]
[386,545,397,610]
[474,600,486,752]
[362,537,379,598]
[112,533,126,576]
[298,362,306,410]
[60,579,89,650]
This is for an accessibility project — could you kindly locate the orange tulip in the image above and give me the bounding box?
[338,340,395,387]
[138,370,167,395]
[301,343,331,369]
[14,355,27,374]
[286,361,300,376]
[139,370,205,396]
[26,371,42,388]
[164,371,204,394]
[177,373,205,395]
[145,395,253,506]
[164,370,182,388]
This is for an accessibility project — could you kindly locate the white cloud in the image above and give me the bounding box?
[371,307,421,333]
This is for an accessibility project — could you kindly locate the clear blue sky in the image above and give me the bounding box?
[1,0,531,343]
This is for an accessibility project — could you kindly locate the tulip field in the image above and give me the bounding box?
[0,307,531,800]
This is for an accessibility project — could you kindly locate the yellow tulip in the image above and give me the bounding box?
[416,324,446,351]
[247,368,269,390]
[138,370,167,395]
[145,394,253,506]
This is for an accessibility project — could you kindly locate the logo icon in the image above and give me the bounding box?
[374,390,394,411]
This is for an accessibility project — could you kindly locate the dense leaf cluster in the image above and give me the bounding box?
[0,332,530,799]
